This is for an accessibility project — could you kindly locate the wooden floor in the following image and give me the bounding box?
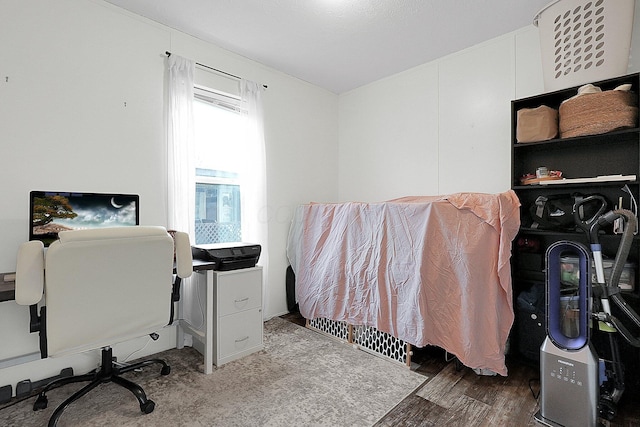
[281,312,640,426]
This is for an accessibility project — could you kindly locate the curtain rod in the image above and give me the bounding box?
[165,51,267,89]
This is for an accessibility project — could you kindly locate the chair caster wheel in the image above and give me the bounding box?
[33,394,48,411]
[161,365,171,375]
[141,400,155,414]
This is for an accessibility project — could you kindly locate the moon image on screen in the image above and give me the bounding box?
[110,197,124,209]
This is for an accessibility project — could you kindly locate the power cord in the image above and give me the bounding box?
[120,334,157,364]
[529,377,540,400]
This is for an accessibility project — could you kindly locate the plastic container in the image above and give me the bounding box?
[534,0,635,91]
[560,256,636,292]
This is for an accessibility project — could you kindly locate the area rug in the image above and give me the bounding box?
[0,317,426,426]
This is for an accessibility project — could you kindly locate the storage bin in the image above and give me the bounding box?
[516,105,558,143]
[534,0,635,91]
[560,256,636,291]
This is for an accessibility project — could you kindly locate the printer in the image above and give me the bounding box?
[191,242,261,271]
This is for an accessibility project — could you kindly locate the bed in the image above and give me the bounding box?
[286,190,521,376]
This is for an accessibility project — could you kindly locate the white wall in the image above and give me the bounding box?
[0,0,338,388]
[339,62,440,201]
[338,27,540,201]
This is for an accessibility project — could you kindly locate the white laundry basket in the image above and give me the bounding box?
[534,0,635,91]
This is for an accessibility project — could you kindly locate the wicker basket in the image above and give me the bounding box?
[516,105,558,143]
[558,90,638,138]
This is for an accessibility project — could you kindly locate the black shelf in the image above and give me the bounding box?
[518,226,640,241]
[510,72,640,370]
[511,73,640,193]
[511,72,640,301]
[512,127,640,149]
[513,180,637,192]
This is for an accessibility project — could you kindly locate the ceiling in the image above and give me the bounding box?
[104,0,551,93]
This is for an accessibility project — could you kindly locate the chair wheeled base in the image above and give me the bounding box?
[34,346,170,427]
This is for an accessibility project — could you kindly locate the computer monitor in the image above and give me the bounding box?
[29,191,139,246]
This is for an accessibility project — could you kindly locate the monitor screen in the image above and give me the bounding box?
[29,191,139,246]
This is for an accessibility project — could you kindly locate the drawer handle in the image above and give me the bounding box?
[235,336,249,343]
[234,297,249,303]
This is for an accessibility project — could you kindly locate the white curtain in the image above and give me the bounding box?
[166,55,196,239]
[239,79,269,317]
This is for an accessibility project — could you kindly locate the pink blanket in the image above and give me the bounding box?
[287,190,521,376]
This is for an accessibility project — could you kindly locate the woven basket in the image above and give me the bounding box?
[516,105,558,143]
[559,90,638,138]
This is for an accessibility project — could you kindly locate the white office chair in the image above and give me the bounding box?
[15,226,192,426]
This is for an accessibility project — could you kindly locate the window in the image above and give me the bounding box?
[193,87,244,244]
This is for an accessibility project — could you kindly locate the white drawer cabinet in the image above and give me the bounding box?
[215,269,262,317]
[180,266,263,373]
[212,267,263,366]
[217,308,264,361]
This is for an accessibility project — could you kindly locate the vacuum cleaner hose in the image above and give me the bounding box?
[609,209,640,334]
[609,209,636,292]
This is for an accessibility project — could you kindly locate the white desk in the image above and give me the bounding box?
[178,264,263,374]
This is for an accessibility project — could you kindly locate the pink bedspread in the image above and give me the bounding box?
[287,190,521,376]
